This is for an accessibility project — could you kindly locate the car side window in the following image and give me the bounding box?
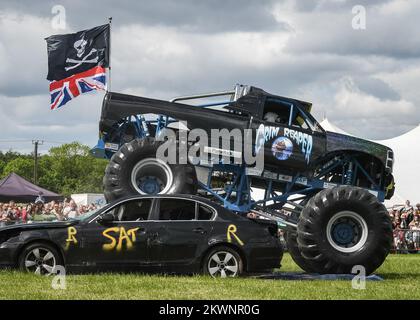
[109,199,152,222]
[263,98,291,126]
[159,199,196,221]
[291,107,315,131]
[197,204,214,220]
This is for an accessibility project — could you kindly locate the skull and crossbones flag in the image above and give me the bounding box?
[45,24,110,109]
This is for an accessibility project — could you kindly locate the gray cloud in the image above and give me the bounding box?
[291,0,393,12]
[285,1,420,59]
[353,76,401,101]
[0,0,287,33]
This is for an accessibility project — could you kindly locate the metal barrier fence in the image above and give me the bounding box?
[392,229,420,253]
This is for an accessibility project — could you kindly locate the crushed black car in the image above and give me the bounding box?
[0,195,282,277]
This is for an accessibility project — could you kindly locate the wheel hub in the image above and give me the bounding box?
[332,223,354,245]
[207,251,239,278]
[24,247,56,275]
[139,176,162,194]
[326,211,368,253]
[131,158,173,195]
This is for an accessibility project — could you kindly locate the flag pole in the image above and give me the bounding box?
[107,16,112,92]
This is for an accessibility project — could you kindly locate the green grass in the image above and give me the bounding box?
[1,254,419,300]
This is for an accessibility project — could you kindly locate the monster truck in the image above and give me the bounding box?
[92,84,395,275]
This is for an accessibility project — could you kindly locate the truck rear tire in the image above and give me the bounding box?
[103,137,197,202]
[297,186,392,275]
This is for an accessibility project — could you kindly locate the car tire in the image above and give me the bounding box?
[18,242,64,275]
[103,137,197,202]
[297,186,393,275]
[203,246,243,278]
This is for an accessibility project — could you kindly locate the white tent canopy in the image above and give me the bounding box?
[319,118,353,136]
[376,124,420,206]
[320,119,419,206]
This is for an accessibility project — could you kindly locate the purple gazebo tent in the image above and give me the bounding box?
[0,172,63,202]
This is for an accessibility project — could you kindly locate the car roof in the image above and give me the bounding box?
[109,193,221,208]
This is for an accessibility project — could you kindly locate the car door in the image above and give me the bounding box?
[147,198,214,266]
[80,198,153,268]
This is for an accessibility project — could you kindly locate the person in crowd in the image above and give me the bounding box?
[389,209,395,220]
[32,205,57,222]
[409,215,420,250]
[393,218,409,253]
[399,213,409,229]
[16,206,23,221]
[32,200,55,222]
[415,203,420,216]
[5,203,17,223]
[21,204,34,223]
[58,202,64,214]
[0,203,12,226]
[63,200,79,219]
[78,205,88,216]
[9,201,21,222]
[51,203,66,221]
[401,200,414,221]
[63,198,70,209]
[87,203,97,212]
[44,202,51,212]
[33,200,44,214]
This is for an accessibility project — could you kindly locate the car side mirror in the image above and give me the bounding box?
[97,213,114,225]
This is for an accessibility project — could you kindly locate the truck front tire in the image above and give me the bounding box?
[103,137,197,202]
[297,186,392,275]
[285,230,317,273]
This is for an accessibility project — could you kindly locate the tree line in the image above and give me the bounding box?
[0,142,108,196]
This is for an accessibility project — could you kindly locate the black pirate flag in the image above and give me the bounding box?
[46,24,110,81]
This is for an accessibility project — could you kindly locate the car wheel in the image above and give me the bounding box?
[203,246,243,278]
[18,242,63,275]
[297,186,392,275]
[103,137,197,202]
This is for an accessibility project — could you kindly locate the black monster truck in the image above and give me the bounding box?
[92,84,395,275]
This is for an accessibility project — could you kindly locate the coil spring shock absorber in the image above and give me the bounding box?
[345,161,354,185]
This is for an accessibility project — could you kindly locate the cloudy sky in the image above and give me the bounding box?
[0,0,419,154]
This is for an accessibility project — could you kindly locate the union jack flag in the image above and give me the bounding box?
[49,66,106,110]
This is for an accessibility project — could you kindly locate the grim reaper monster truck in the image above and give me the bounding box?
[92,84,395,275]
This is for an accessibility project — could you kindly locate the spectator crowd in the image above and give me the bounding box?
[0,198,100,226]
[389,200,420,253]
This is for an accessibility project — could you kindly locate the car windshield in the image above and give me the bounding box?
[70,207,104,222]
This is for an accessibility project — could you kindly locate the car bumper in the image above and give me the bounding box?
[246,241,283,272]
[0,241,22,267]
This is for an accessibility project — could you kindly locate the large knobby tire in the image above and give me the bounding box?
[285,230,318,273]
[297,186,392,275]
[103,137,197,202]
[18,242,64,275]
[203,246,243,278]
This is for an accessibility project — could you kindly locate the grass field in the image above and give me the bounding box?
[0,253,419,300]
